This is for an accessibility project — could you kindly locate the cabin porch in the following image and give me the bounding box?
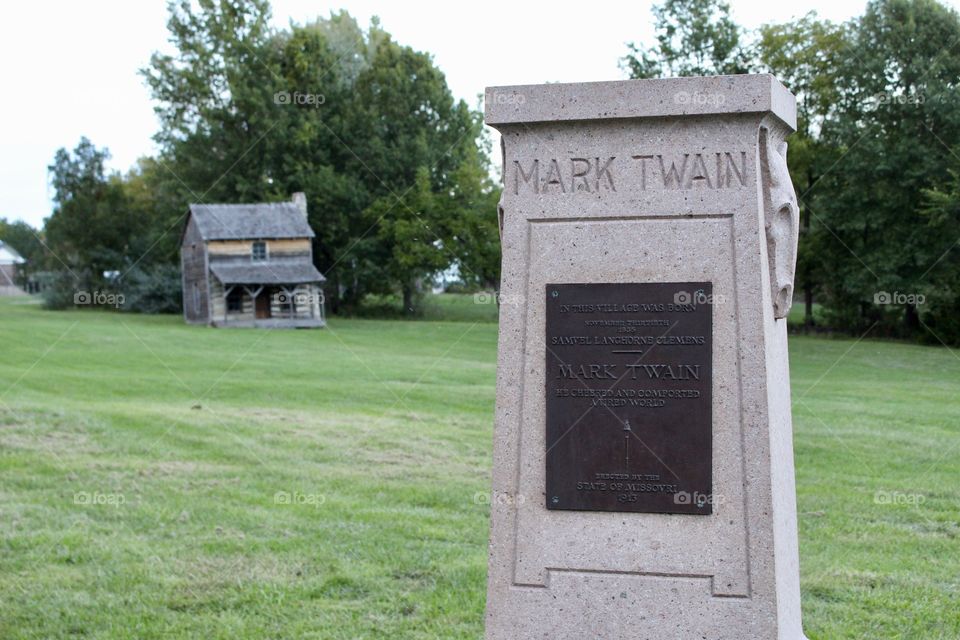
[209,280,325,329]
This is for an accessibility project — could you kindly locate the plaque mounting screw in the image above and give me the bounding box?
[551,290,558,298]
[551,496,559,504]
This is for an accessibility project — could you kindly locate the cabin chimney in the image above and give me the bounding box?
[291,192,308,219]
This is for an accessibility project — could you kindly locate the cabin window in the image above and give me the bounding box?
[227,289,243,313]
[192,283,200,313]
[252,241,267,261]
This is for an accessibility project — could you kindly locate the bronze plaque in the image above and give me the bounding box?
[545,282,713,514]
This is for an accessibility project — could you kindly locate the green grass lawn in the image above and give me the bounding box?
[1,296,958,639]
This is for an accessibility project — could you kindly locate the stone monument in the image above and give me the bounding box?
[483,75,806,639]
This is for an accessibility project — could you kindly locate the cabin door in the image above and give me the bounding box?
[255,293,271,319]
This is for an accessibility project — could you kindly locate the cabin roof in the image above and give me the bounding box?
[209,262,326,285]
[188,202,315,241]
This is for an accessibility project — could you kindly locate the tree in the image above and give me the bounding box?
[812,0,960,341]
[119,157,192,270]
[45,138,135,281]
[143,0,280,203]
[361,169,450,314]
[920,170,960,344]
[442,136,503,292]
[623,0,751,79]
[333,32,490,311]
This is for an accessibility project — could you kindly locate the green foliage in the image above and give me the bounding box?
[626,0,960,344]
[45,138,137,279]
[358,151,501,314]
[119,157,190,269]
[623,0,751,78]
[38,270,87,310]
[809,0,960,344]
[361,169,448,314]
[443,142,503,291]
[919,169,960,343]
[119,264,183,314]
[757,14,846,130]
[144,0,276,177]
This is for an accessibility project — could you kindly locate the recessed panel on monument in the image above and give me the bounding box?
[545,282,712,514]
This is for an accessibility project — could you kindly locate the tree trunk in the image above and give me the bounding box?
[905,303,920,334]
[402,283,415,316]
[328,271,340,316]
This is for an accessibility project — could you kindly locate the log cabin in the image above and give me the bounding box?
[180,193,325,328]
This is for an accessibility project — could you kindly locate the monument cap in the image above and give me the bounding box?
[485,74,796,130]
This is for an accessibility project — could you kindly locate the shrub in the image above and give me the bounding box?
[40,270,90,310]
[119,265,182,314]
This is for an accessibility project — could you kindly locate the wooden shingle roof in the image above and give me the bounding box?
[209,262,325,285]
[189,202,315,241]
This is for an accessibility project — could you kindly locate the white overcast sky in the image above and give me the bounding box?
[2,0,955,228]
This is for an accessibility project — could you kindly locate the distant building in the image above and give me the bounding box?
[180,193,325,328]
[0,240,26,295]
